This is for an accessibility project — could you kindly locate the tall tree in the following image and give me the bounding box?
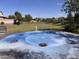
[63,0,79,15]
[75,13,79,26]
[15,11,23,21]
[64,12,76,31]
[62,0,79,31]
[14,11,23,25]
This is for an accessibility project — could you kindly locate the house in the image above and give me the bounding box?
[0,11,14,24]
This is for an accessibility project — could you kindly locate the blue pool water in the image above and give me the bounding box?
[1,31,67,47]
[0,31,79,58]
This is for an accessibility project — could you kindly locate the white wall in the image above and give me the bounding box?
[0,19,14,24]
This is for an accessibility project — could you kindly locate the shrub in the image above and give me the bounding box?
[13,20,21,25]
[0,22,5,25]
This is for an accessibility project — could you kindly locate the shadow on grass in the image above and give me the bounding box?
[38,28,64,31]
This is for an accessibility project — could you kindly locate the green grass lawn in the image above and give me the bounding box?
[1,22,79,38]
[73,28,79,34]
[6,22,63,34]
[0,22,63,38]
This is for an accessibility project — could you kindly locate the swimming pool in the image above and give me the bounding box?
[0,31,79,59]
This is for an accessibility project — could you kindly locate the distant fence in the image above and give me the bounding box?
[0,25,7,34]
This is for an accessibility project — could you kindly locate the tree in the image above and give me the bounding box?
[14,11,23,25]
[33,18,42,22]
[75,13,79,27]
[15,11,23,21]
[8,15,15,19]
[24,14,32,22]
[62,0,79,32]
[57,17,65,25]
[64,12,76,32]
[63,0,79,15]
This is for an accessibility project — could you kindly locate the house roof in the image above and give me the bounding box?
[0,16,7,18]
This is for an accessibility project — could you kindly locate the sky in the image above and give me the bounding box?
[0,0,66,18]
